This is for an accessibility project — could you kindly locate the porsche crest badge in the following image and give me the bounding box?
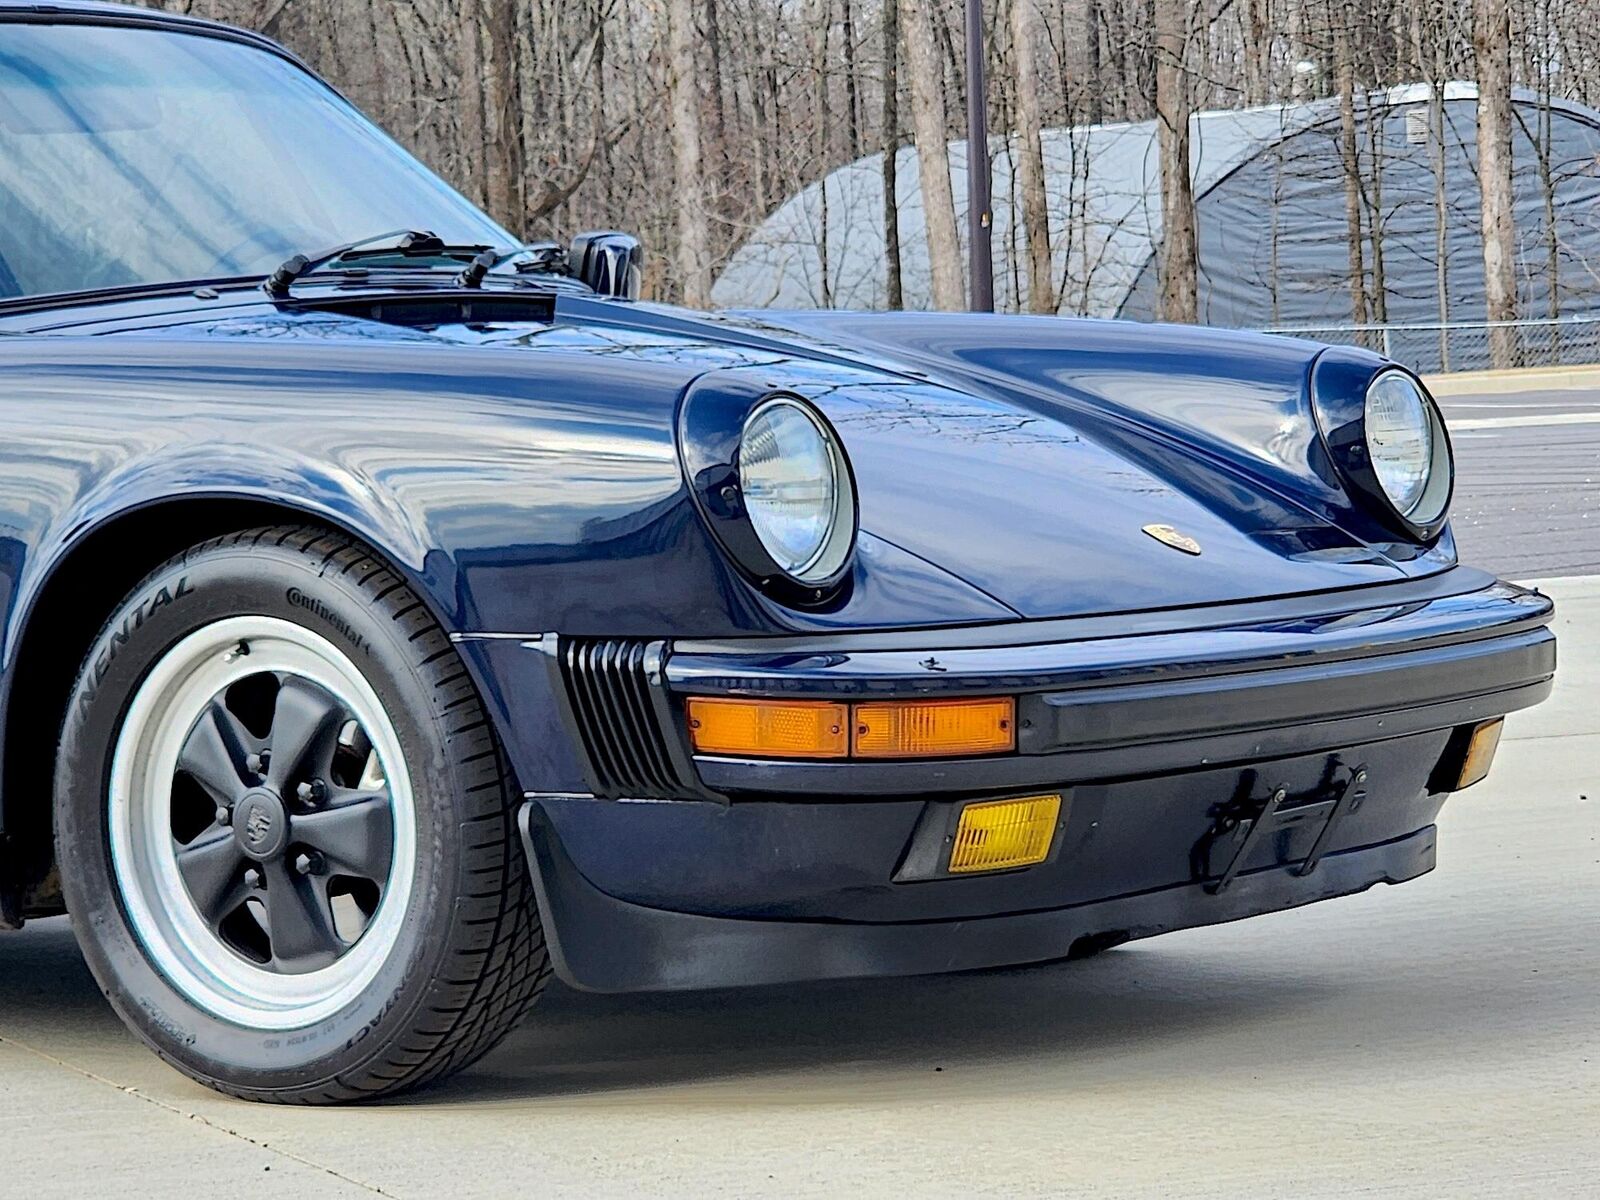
[1142,523,1203,555]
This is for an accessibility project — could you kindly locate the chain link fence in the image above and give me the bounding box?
[1259,315,1600,374]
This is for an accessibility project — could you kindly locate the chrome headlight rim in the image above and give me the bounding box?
[678,381,860,607]
[1363,368,1452,528]
[1310,355,1454,543]
[738,395,856,586]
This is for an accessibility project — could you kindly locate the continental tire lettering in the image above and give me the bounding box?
[286,587,371,655]
[79,575,194,719]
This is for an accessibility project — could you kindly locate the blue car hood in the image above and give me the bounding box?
[628,307,1448,618]
[113,298,1450,622]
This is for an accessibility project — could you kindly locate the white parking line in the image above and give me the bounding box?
[1448,411,1600,430]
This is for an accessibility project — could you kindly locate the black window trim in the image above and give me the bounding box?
[0,5,315,74]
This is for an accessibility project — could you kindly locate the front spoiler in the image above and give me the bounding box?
[518,802,1436,993]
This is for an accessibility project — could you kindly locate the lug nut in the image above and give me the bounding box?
[296,779,328,805]
[243,868,262,889]
[246,749,271,776]
[293,851,325,877]
[215,805,232,827]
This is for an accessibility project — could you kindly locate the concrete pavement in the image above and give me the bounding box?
[1436,386,1600,579]
[0,577,1594,1198]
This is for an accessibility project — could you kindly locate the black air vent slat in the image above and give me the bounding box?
[625,645,677,795]
[559,637,689,799]
[597,641,648,788]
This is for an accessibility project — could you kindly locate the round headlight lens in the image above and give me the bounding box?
[739,397,854,584]
[1365,372,1435,517]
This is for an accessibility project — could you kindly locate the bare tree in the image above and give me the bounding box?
[1474,0,1520,366]
[1154,0,1198,322]
[883,0,906,309]
[1240,0,1271,105]
[136,0,1600,336]
[1010,0,1054,313]
[666,0,711,307]
[481,0,526,232]
[900,0,966,311]
[1334,2,1370,328]
[812,0,835,307]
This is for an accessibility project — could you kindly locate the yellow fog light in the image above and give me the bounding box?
[686,697,849,758]
[948,794,1062,874]
[1455,718,1504,790]
[853,697,1016,759]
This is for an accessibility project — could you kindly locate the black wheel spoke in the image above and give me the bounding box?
[263,859,342,972]
[174,828,247,922]
[178,701,255,805]
[266,677,344,793]
[293,790,394,882]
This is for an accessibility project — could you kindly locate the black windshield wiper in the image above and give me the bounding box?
[263,230,507,298]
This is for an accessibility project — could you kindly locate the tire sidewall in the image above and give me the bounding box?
[57,539,466,1090]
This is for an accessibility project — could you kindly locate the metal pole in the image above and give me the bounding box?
[965,0,994,312]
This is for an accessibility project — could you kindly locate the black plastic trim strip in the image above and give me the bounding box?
[692,672,1551,796]
[669,566,1497,657]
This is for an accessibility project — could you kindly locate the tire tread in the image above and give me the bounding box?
[71,524,550,1105]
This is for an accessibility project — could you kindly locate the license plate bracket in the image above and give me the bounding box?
[1202,763,1369,893]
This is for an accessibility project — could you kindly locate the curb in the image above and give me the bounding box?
[1425,364,1600,396]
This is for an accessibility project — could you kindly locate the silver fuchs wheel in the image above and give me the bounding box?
[56,526,549,1104]
[109,616,417,1030]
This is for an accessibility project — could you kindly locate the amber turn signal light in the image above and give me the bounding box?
[687,695,1016,761]
[853,697,1016,759]
[948,794,1062,874]
[685,697,849,758]
[1454,718,1504,790]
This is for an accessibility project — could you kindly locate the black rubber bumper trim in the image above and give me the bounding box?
[1018,625,1554,756]
[518,802,1437,994]
[693,677,1551,796]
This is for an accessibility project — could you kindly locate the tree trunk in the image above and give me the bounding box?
[812,0,833,306]
[456,0,490,211]
[1154,0,1198,322]
[705,0,730,204]
[1099,0,1128,118]
[1139,0,1159,116]
[1474,0,1520,366]
[481,0,526,233]
[900,0,966,310]
[666,0,711,306]
[1241,0,1269,106]
[883,0,906,309]
[1085,0,1105,124]
[1289,0,1313,100]
[1010,0,1054,313]
[1365,94,1388,323]
[1431,81,1451,370]
[841,0,862,160]
[1335,7,1370,329]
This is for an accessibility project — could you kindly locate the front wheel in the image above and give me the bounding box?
[56,526,549,1103]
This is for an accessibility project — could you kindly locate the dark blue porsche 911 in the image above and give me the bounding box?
[0,4,1556,1103]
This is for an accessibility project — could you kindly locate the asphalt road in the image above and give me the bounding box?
[0,381,1596,1199]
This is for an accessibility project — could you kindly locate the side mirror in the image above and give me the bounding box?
[568,231,643,300]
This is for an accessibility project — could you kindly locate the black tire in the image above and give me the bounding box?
[55,525,549,1103]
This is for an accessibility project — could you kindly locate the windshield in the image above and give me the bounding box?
[0,24,514,301]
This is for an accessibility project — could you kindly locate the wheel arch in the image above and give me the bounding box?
[0,491,451,920]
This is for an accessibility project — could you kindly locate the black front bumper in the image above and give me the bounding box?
[667,572,1555,795]
[493,569,1553,992]
[520,802,1437,992]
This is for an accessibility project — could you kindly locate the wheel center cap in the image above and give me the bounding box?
[234,788,288,861]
